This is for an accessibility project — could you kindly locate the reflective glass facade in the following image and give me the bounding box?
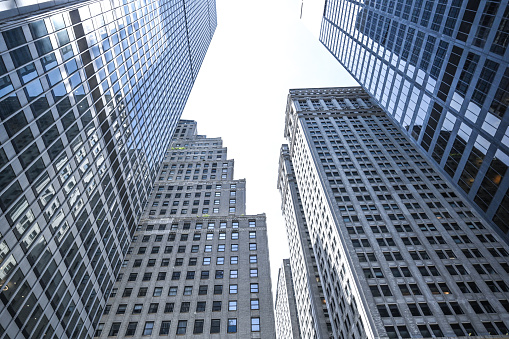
[320,0,509,235]
[279,87,509,338]
[0,1,216,338]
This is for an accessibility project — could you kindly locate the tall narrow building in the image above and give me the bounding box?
[97,120,275,338]
[319,0,509,235]
[0,2,216,338]
[278,87,509,338]
[274,259,303,339]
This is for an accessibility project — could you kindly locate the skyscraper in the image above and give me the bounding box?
[319,0,509,235]
[97,120,275,338]
[274,259,302,339]
[278,87,509,338]
[0,2,216,338]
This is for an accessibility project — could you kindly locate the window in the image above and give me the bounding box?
[177,320,187,335]
[203,257,211,265]
[249,220,256,227]
[172,272,181,280]
[159,321,171,335]
[217,257,225,265]
[215,270,224,279]
[231,244,238,251]
[205,245,212,252]
[228,319,237,333]
[210,319,221,334]
[123,288,133,297]
[196,301,206,312]
[143,322,154,335]
[186,271,195,280]
[148,303,158,313]
[230,270,238,278]
[229,284,238,294]
[249,231,256,238]
[168,286,178,296]
[228,300,238,311]
[153,287,163,297]
[250,269,258,277]
[199,285,208,295]
[250,283,259,293]
[232,232,239,240]
[109,323,121,336]
[250,255,257,263]
[133,304,143,314]
[212,301,222,311]
[161,258,170,266]
[251,299,259,310]
[218,244,225,251]
[184,286,193,295]
[164,303,174,313]
[128,273,138,281]
[251,317,260,332]
[230,256,238,264]
[214,285,223,295]
[201,271,209,280]
[193,320,203,334]
[116,304,127,314]
[138,287,148,297]
[180,302,190,312]
[250,243,257,250]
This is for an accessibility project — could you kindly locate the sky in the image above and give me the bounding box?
[181,0,358,297]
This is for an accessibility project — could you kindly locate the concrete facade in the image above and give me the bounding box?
[275,259,302,339]
[97,120,276,338]
[278,87,509,339]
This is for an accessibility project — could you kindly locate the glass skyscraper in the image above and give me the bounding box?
[278,86,509,338]
[0,1,216,338]
[320,0,509,235]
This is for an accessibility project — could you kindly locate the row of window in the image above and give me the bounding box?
[138,220,256,231]
[98,317,260,336]
[119,268,259,282]
[107,299,260,315]
[110,283,261,298]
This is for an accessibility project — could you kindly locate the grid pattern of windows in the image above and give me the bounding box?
[320,0,509,235]
[0,1,216,338]
[97,120,274,337]
[278,88,509,338]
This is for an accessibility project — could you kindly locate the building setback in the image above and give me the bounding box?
[278,87,509,339]
[0,1,216,338]
[319,0,509,236]
[97,120,275,338]
[274,259,303,339]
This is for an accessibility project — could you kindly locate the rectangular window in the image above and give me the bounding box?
[193,320,203,334]
[177,320,187,335]
[159,321,171,335]
[228,319,237,333]
[251,317,260,332]
[143,322,154,335]
[210,319,221,334]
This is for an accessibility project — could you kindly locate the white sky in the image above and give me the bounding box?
[181,0,358,298]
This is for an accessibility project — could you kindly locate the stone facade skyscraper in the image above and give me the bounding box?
[278,87,509,338]
[0,2,216,338]
[97,120,275,338]
[274,259,303,339]
[319,0,509,235]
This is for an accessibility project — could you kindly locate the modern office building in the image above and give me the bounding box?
[0,2,216,338]
[274,259,302,339]
[319,0,509,235]
[278,87,509,338]
[97,120,275,338]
